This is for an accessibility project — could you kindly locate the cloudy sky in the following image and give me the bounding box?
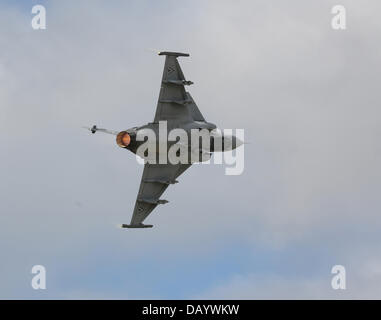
[1,0,381,299]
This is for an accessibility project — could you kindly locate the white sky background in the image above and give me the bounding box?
[0,0,381,299]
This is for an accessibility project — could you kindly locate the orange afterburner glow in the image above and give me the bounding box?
[116,131,131,148]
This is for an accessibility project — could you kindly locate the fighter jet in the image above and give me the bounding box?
[85,51,243,228]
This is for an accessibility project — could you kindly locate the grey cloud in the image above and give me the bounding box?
[1,0,381,298]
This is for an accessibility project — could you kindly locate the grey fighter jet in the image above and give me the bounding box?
[86,51,243,228]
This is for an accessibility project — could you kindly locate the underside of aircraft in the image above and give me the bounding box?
[85,51,242,228]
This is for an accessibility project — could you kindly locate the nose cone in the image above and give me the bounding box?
[232,135,244,149]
